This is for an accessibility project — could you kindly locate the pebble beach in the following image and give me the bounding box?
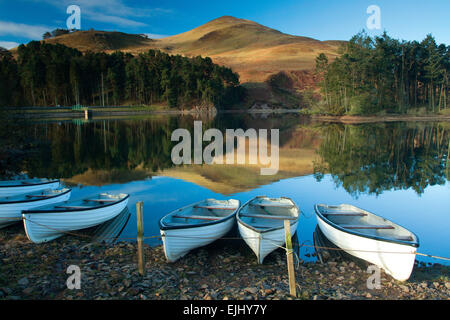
[0,224,449,301]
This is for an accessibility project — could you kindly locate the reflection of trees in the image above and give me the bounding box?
[10,114,449,196]
[20,113,304,179]
[24,118,181,178]
[314,123,449,196]
[0,111,36,178]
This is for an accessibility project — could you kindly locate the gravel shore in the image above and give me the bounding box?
[0,225,449,300]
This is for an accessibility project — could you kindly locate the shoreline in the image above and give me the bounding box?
[5,107,450,123]
[311,114,450,123]
[1,226,449,300]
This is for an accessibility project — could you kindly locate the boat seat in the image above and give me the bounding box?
[395,236,414,241]
[240,214,297,220]
[194,205,237,210]
[341,224,395,230]
[84,199,117,203]
[250,203,294,209]
[54,205,93,209]
[172,215,222,221]
[26,194,53,198]
[323,212,367,216]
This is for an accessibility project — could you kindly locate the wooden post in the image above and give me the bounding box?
[284,220,297,297]
[136,201,145,276]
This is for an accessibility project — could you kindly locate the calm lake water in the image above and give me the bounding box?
[9,114,450,265]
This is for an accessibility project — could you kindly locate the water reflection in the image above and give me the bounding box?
[90,208,131,243]
[314,123,449,196]
[14,115,449,198]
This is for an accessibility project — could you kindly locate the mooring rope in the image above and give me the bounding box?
[415,252,450,262]
[8,217,450,262]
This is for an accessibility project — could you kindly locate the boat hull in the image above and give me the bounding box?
[0,189,71,229]
[22,197,129,243]
[0,180,59,198]
[316,216,417,281]
[238,220,298,264]
[161,216,235,262]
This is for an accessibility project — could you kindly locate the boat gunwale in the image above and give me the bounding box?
[159,199,240,231]
[314,204,420,248]
[22,194,129,214]
[237,196,300,234]
[0,179,59,188]
[0,188,71,205]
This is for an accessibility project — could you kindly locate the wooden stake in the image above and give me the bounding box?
[284,219,297,297]
[136,201,145,276]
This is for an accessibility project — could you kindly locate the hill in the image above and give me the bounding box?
[27,16,341,83]
[43,30,155,52]
[149,16,341,82]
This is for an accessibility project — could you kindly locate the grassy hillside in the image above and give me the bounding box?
[147,16,341,83]
[21,16,340,84]
[43,30,155,52]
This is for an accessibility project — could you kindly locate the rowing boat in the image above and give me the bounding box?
[0,188,71,229]
[237,196,300,264]
[0,178,60,197]
[159,199,240,262]
[22,193,129,243]
[314,204,419,281]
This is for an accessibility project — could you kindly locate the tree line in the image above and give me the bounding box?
[0,41,245,108]
[315,32,449,115]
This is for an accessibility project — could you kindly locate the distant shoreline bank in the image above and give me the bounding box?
[311,114,450,123]
[4,107,450,123]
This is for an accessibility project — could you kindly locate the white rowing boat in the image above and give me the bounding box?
[0,178,60,197]
[237,196,300,264]
[314,204,419,281]
[159,199,240,262]
[0,188,71,229]
[22,193,129,243]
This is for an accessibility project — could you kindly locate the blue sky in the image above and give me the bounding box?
[0,0,449,49]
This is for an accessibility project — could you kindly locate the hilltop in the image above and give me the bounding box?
[22,16,341,83]
[149,16,341,82]
[42,30,155,52]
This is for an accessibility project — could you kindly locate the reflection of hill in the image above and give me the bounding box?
[18,116,448,196]
[63,168,151,186]
[158,136,321,195]
[59,125,323,193]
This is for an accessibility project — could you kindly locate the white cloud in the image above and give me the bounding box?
[34,0,173,28]
[0,21,51,39]
[0,41,21,49]
[89,13,147,27]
